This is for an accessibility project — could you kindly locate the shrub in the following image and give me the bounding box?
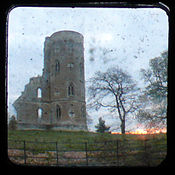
[95,117,110,133]
[8,116,17,130]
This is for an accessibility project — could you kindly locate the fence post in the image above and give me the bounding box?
[55,142,58,165]
[116,140,119,166]
[23,140,26,164]
[144,139,150,166]
[85,142,88,166]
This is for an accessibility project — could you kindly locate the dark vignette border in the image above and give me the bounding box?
[1,0,174,170]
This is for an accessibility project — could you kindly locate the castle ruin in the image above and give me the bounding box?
[13,31,87,131]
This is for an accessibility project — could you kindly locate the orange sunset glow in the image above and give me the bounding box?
[111,127,167,135]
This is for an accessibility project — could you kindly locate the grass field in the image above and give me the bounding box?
[8,129,167,142]
[8,130,167,166]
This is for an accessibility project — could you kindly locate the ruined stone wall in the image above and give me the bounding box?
[13,76,50,126]
[13,31,87,131]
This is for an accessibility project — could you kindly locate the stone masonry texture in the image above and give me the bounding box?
[13,31,87,131]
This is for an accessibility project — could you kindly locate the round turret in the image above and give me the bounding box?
[43,30,87,130]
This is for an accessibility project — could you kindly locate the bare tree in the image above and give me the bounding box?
[87,67,140,134]
[137,51,168,128]
[140,51,167,102]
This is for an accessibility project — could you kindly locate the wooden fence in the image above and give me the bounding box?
[8,139,166,167]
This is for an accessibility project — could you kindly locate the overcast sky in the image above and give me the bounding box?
[7,7,168,131]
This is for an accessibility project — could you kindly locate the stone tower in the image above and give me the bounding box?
[13,31,87,131]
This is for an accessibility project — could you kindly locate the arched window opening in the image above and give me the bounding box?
[68,83,74,96]
[55,60,60,72]
[81,106,86,118]
[37,88,42,98]
[67,63,74,70]
[38,108,42,119]
[80,63,83,74]
[56,105,61,119]
[69,110,75,117]
[54,44,60,53]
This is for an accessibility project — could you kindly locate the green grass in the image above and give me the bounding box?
[8,130,167,166]
[8,130,118,143]
[8,129,167,144]
[8,130,167,153]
